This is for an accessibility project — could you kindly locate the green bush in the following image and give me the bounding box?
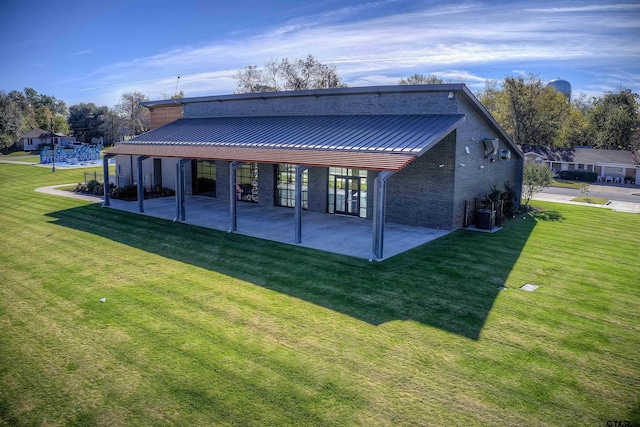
[558,170,598,182]
[111,184,138,200]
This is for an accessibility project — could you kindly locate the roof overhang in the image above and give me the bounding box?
[106,114,466,171]
[107,144,416,171]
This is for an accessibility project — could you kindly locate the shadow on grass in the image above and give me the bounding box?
[45,204,536,340]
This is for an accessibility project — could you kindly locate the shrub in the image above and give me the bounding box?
[86,180,100,194]
[487,182,518,217]
[110,184,138,200]
[558,170,598,182]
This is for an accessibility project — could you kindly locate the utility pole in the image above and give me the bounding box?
[51,117,56,172]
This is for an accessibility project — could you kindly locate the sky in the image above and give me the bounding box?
[1,0,639,108]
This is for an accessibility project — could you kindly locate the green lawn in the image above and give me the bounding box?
[1,163,638,426]
[571,196,609,205]
[551,179,589,189]
[0,151,34,157]
[0,153,40,162]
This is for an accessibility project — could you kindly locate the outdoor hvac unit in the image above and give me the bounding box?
[476,209,496,230]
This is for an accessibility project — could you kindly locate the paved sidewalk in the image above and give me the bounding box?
[532,192,640,213]
[35,184,104,203]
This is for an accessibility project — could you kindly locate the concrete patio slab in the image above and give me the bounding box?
[105,195,450,261]
[35,186,450,261]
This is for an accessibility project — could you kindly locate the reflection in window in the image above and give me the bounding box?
[275,164,308,209]
[193,160,216,197]
[236,162,258,203]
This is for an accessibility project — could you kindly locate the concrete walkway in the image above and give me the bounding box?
[36,184,450,261]
[531,192,640,213]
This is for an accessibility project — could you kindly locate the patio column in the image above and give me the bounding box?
[228,161,244,232]
[136,156,149,213]
[371,171,394,261]
[174,159,189,222]
[102,154,115,207]
[294,165,308,244]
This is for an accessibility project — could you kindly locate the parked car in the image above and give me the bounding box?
[67,141,85,148]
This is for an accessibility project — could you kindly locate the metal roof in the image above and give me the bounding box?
[120,114,465,154]
[138,84,522,160]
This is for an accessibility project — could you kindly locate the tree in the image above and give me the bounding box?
[116,92,150,136]
[0,92,24,150]
[587,89,639,151]
[502,74,571,146]
[52,115,70,135]
[34,105,53,131]
[24,87,67,116]
[234,55,346,93]
[7,90,36,134]
[99,109,127,145]
[522,160,554,206]
[68,103,109,143]
[398,74,444,85]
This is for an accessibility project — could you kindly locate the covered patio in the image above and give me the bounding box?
[102,195,450,261]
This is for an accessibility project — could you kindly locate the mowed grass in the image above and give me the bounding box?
[0,163,638,426]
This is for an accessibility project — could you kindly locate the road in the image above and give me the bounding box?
[542,183,640,203]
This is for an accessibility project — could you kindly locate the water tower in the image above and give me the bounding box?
[547,78,571,101]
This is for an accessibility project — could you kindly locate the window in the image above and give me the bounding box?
[236,162,258,203]
[193,160,216,197]
[328,167,367,218]
[275,164,308,209]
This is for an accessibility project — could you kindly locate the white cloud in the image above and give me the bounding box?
[76,0,640,105]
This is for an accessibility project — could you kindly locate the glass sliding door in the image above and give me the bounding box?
[328,167,367,217]
[275,164,308,209]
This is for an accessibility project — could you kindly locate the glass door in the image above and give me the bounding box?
[334,175,360,216]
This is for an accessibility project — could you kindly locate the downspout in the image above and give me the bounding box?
[294,165,308,244]
[370,171,395,261]
[228,161,244,232]
[102,154,115,207]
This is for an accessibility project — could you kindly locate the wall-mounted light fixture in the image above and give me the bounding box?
[448,92,454,99]
[500,149,512,160]
[465,146,470,154]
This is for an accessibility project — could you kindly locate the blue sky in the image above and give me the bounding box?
[1,0,639,108]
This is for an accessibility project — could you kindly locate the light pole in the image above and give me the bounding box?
[51,117,56,172]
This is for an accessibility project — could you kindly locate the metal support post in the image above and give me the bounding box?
[371,171,394,261]
[173,159,189,221]
[137,156,149,213]
[102,154,114,207]
[294,165,308,244]
[228,161,244,232]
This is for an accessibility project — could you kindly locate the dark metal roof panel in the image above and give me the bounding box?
[123,115,465,154]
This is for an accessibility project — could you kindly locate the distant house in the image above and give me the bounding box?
[20,129,76,151]
[521,145,639,184]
